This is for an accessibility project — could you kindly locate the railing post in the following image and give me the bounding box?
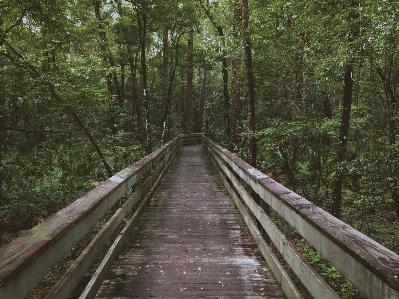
[260,195,271,244]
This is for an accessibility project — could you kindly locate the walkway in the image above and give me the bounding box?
[95,145,286,298]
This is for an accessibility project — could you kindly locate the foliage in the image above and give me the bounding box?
[302,251,363,298]
[1,0,399,296]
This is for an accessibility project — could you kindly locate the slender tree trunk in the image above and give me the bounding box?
[387,74,399,217]
[322,83,335,146]
[166,36,182,141]
[230,1,242,152]
[377,68,399,217]
[331,64,353,219]
[138,7,149,141]
[185,20,194,134]
[127,45,144,142]
[241,0,256,168]
[200,1,230,141]
[230,56,241,151]
[120,63,126,107]
[115,0,144,141]
[199,69,207,133]
[331,4,358,219]
[199,28,208,134]
[69,108,113,177]
[0,77,3,209]
[68,20,113,177]
[161,28,169,144]
[93,0,119,136]
[290,36,305,192]
[0,11,4,206]
[241,0,268,242]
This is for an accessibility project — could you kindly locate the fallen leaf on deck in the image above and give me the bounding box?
[262,268,269,272]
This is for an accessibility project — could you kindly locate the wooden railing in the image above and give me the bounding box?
[203,136,399,299]
[2,134,398,299]
[0,135,199,299]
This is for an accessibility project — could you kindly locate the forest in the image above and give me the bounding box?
[1,0,399,270]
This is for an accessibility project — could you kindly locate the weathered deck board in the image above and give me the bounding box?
[95,145,286,298]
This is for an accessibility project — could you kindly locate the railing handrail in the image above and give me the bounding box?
[3,134,397,299]
[0,134,193,299]
[203,136,399,299]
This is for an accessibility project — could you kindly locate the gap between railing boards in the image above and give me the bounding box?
[202,136,399,299]
[0,134,197,299]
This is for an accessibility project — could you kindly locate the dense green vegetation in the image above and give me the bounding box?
[1,0,398,259]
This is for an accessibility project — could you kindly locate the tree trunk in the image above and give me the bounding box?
[166,36,182,141]
[387,76,399,217]
[68,108,114,177]
[241,0,256,168]
[229,1,242,152]
[68,21,113,177]
[199,69,207,133]
[322,83,335,146]
[200,1,230,141]
[331,4,358,219]
[0,11,4,206]
[139,9,149,141]
[377,68,399,217]
[289,37,305,192]
[115,0,144,142]
[161,28,169,144]
[199,28,208,134]
[128,45,145,142]
[331,64,353,219]
[93,0,120,136]
[185,20,194,134]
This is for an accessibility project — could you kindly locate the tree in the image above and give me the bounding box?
[331,2,359,219]
[241,0,256,168]
[185,19,194,133]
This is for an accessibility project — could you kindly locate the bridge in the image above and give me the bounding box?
[1,134,398,299]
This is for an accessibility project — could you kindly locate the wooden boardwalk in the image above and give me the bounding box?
[96,145,286,298]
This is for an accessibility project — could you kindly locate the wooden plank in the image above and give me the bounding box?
[206,147,304,299]
[207,146,339,299]
[95,145,287,299]
[44,166,156,299]
[204,136,399,299]
[0,137,179,299]
[80,140,180,299]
